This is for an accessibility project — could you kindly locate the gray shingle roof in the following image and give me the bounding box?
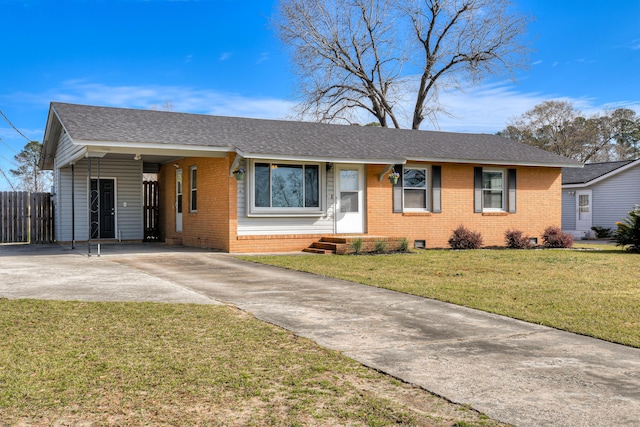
[50,102,581,167]
[562,160,636,184]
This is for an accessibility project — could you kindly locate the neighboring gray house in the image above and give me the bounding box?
[562,159,640,239]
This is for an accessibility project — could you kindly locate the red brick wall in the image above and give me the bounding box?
[159,156,235,251]
[159,157,562,252]
[230,234,333,253]
[366,163,562,248]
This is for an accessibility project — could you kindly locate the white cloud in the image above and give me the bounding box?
[5,79,640,138]
[430,83,547,133]
[339,80,551,133]
[219,52,232,61]
[256,52,270,64]
[21,80,297,121]
[432,83,640,133]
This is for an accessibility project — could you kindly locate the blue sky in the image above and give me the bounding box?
[1,0,639,190]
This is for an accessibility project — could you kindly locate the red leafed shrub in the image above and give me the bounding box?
[504,229,533,249]
[541,226,573,248]
[448,225,483,249]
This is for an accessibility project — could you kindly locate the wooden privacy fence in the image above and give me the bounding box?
[0,192,54,244]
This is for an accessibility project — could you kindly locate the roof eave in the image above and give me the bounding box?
[405,156,583,168]
[77,139,234,154]
[39,106,64,170]
[238,150,405,165]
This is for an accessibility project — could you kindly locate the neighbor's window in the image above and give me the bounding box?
[252,162,321,212]
[403,167,428,210]
[482,169,504,211]
[190,166,197,212]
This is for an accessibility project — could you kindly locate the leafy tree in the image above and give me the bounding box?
[275,0,530,129]
[604,108,640,160]
[500,101,640,162]
[500,101,581,157]
[9,141,51,192]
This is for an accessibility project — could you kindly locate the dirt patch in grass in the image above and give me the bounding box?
[0,299,506,426]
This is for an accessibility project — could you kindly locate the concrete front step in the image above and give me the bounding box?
[303,236,407,255]
[312,242,340,251]
[319,237,349,244]
[302,247,332,254]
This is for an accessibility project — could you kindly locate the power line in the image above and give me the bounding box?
[0,168,16,191]
[0,135,19,155]
[0,151,18,167]
[0,109,31,147]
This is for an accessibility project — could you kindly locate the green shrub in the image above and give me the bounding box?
[504,229,533,249]
[351,238,363,254]
[591,225,612,239]
[613,207,640,252]
[374,239,387,253]
[399,238,409,252]
[448,225,483,250]
[541,226,573,248]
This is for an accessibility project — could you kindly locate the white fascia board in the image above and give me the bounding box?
[75,139,233,157]
[562,183,587,189]
[404,156,584,168]
[239,151,405,165]
[60,147,89,168]
[40,107,67,170]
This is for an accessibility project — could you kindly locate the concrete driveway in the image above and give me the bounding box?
[1,243,639,427]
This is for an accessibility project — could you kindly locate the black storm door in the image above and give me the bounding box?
[91,179,115,239]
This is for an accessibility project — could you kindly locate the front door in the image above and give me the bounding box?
[176,169,183,233]
[336,164,365,233]
[576,190,592,232]
[90,179,115,239]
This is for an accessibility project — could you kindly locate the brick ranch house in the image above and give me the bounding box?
[39,102,582,253]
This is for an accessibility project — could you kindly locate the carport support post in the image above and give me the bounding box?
[71,163,75,249]
[87,158,92,256]
[87,157,102,257]
[96,158,101,257]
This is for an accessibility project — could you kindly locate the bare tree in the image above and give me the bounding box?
[275,0,530,129]
[500,101,640,162]
[10,141,52,192]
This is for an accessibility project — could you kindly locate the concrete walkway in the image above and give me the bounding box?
[1,243,639,427]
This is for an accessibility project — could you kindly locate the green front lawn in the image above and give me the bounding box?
[0,300,504,426]
[243,246,640,348]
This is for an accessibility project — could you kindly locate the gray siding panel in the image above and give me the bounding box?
[56,158,143,241]
[591,166,640,230]
[56,132,85,167]
[561,191,576,230]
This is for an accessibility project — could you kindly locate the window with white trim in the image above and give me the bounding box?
[392,164,441,213]
[403,167,428,210]
[474,167,516,213]
[189,166,197,212]
[482,169,505,211]
[250,161,322,214]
